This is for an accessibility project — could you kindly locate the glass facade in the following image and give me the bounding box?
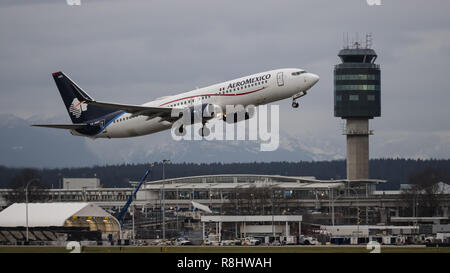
[335,74,379,80]
[335,84,380,91]
[349,95,359,101]
[334,53,381,118]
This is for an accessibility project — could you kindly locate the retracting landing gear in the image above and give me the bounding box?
[175,125,186,137]
[199,122,210,137]
[292,91,307,109]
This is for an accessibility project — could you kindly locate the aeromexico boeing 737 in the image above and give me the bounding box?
[33,69,319,138]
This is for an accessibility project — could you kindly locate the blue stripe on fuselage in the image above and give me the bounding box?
[93,111,126,136]
[74,111,125,137]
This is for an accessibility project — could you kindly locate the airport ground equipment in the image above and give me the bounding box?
[117,165,154,227]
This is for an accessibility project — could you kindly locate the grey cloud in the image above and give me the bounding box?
[0,0,449,165]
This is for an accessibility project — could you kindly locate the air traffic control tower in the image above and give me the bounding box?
[334,38,381,180]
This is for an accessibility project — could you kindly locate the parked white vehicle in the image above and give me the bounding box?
[204,234,221,246]
[204,238,221,246]
[221,240,239,246]
[150,239,172,246]
[174,237,192,246]
[436,233,450,243]
[241,237,261,246]
[416,234,436,244]
[299,235,318,245]
[281,236,297,245]
[382,235,405,245]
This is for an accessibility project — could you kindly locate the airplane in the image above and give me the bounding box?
[32,68,319,138]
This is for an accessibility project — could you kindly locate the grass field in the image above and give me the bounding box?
[1,245,450,253]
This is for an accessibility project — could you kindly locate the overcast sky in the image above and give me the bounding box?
[0,0,449,162]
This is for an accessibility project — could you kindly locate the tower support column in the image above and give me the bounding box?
[345,118,370,180]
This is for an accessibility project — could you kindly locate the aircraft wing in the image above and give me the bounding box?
[32,124,88,129]
[86,100,173,118]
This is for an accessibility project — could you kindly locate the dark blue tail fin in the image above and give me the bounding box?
[52,71,116,123]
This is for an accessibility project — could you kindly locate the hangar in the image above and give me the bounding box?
[0,202,120,244]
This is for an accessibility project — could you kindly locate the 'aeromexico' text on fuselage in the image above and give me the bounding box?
[227,74,271,89]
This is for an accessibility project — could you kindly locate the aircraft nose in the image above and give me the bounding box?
[308,73,320,86]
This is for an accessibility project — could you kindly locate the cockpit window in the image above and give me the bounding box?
[292,71,306,76]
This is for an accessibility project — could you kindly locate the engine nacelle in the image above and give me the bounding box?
[185,103,222,124]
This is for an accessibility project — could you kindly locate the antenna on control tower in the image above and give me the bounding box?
[366,33,373,49]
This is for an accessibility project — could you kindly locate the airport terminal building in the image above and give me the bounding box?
[1,174,450,242]
[134,174,385,224]
[1,174,449,226]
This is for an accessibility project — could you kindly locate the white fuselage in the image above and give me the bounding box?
[83,68,319,139]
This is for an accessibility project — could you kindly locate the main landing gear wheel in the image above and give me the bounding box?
[292,101,299,108]
[199,126,210,137]
[175,125,186,137]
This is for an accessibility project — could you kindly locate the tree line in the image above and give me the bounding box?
[0,159,449,191]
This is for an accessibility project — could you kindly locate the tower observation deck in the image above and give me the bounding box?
[334,37,381,180]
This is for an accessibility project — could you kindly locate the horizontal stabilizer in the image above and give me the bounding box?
[32,124,88,130]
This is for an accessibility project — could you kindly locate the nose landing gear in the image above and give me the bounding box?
[292,90,307,109]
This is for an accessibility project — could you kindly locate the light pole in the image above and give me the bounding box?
[329,187,359,228]
[413,193,420,218]
[161,159,170,240]
[176,187,179,233]
[131,206,135,244]
[271,191,275,238]
[58,173,62,201]
[329,188,341,226]
[346,188,360,240]
[209,184,212,208]
[25,178,40,243]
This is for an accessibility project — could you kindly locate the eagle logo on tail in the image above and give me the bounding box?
[69,98,87,118]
